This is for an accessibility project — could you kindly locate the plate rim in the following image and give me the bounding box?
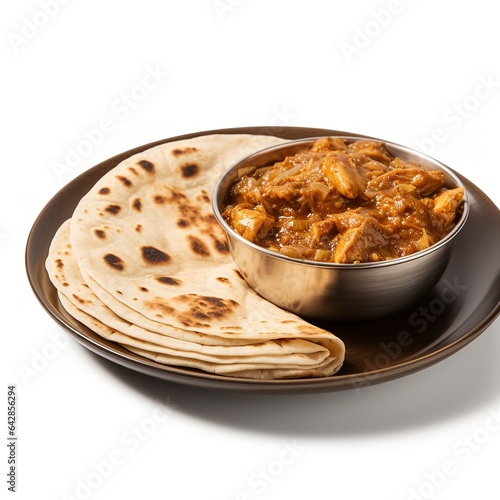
[25,126,500,393]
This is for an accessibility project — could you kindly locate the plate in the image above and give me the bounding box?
[26,126,500,394]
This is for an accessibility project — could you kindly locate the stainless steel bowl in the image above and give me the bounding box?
[212,136,469,320]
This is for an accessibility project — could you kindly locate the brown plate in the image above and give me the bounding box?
[25,126,500,394]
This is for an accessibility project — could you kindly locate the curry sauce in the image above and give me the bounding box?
[222,138,465,264]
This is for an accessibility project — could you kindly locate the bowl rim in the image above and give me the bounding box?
[212,135,470,270]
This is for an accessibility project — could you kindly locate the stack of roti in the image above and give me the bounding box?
[46,134,345,379]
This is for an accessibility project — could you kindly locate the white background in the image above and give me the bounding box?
[2,1,499,499]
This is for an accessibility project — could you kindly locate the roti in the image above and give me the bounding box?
[46,134,345,379]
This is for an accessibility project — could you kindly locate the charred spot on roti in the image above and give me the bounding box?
[105,204,121,215]
[62,282,69,287]
[160,188,188,205]
[178,203,202,225]
[99,187,110,195]
[216,277,231,284]
[139,287,149,292]
[145,300,175,316]
[172,146,198,156]
[177,219,189,228]
[132,198,142,211]
[204,213,218,224]
[56,259,64,269]
[137,160,155,173]
[116,175,132,187]
[199,190,210,203]
[94,229,106,239]
[180,163,199,178]
[72,294,89,305]
[220,326,243,331]
[173,190,187,200]
[209,296,238,307]
[128,167,139,175]
[144,294,237,325]
[180,319,211,328]
[154,195,166,204]
[116,290,123,295]
[173,294,239,322]
[187,235,210,256]
[103,253,125,271]
[135,224,142,233]
[201,213,226,236]
[274,339,296,347]
[214,239,229,254]
[234,270,244,280]
[156,277,182,286]
[297,325,322,335]
[193,311,209,320]
[141,246,171,265]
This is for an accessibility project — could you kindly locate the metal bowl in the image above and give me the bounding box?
[212,136,469,321]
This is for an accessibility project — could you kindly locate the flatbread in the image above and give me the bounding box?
[46,134,345,379]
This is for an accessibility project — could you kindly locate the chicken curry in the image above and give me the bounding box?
[222,138,465,264]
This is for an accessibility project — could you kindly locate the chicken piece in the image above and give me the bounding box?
[309,218,339,249]
[256,182,306,219]
[425,187,465,233]
[417,228,431,251]
[366,167,444,197]
[260,182,300,201]
[227,176,258,203]
[226,206,274,243]
[333,217,388,263]
[330,211,370,232]
[310,137,347,153]
[320,152,366,199]
[345,154,391,186]
[347,140,394,165]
